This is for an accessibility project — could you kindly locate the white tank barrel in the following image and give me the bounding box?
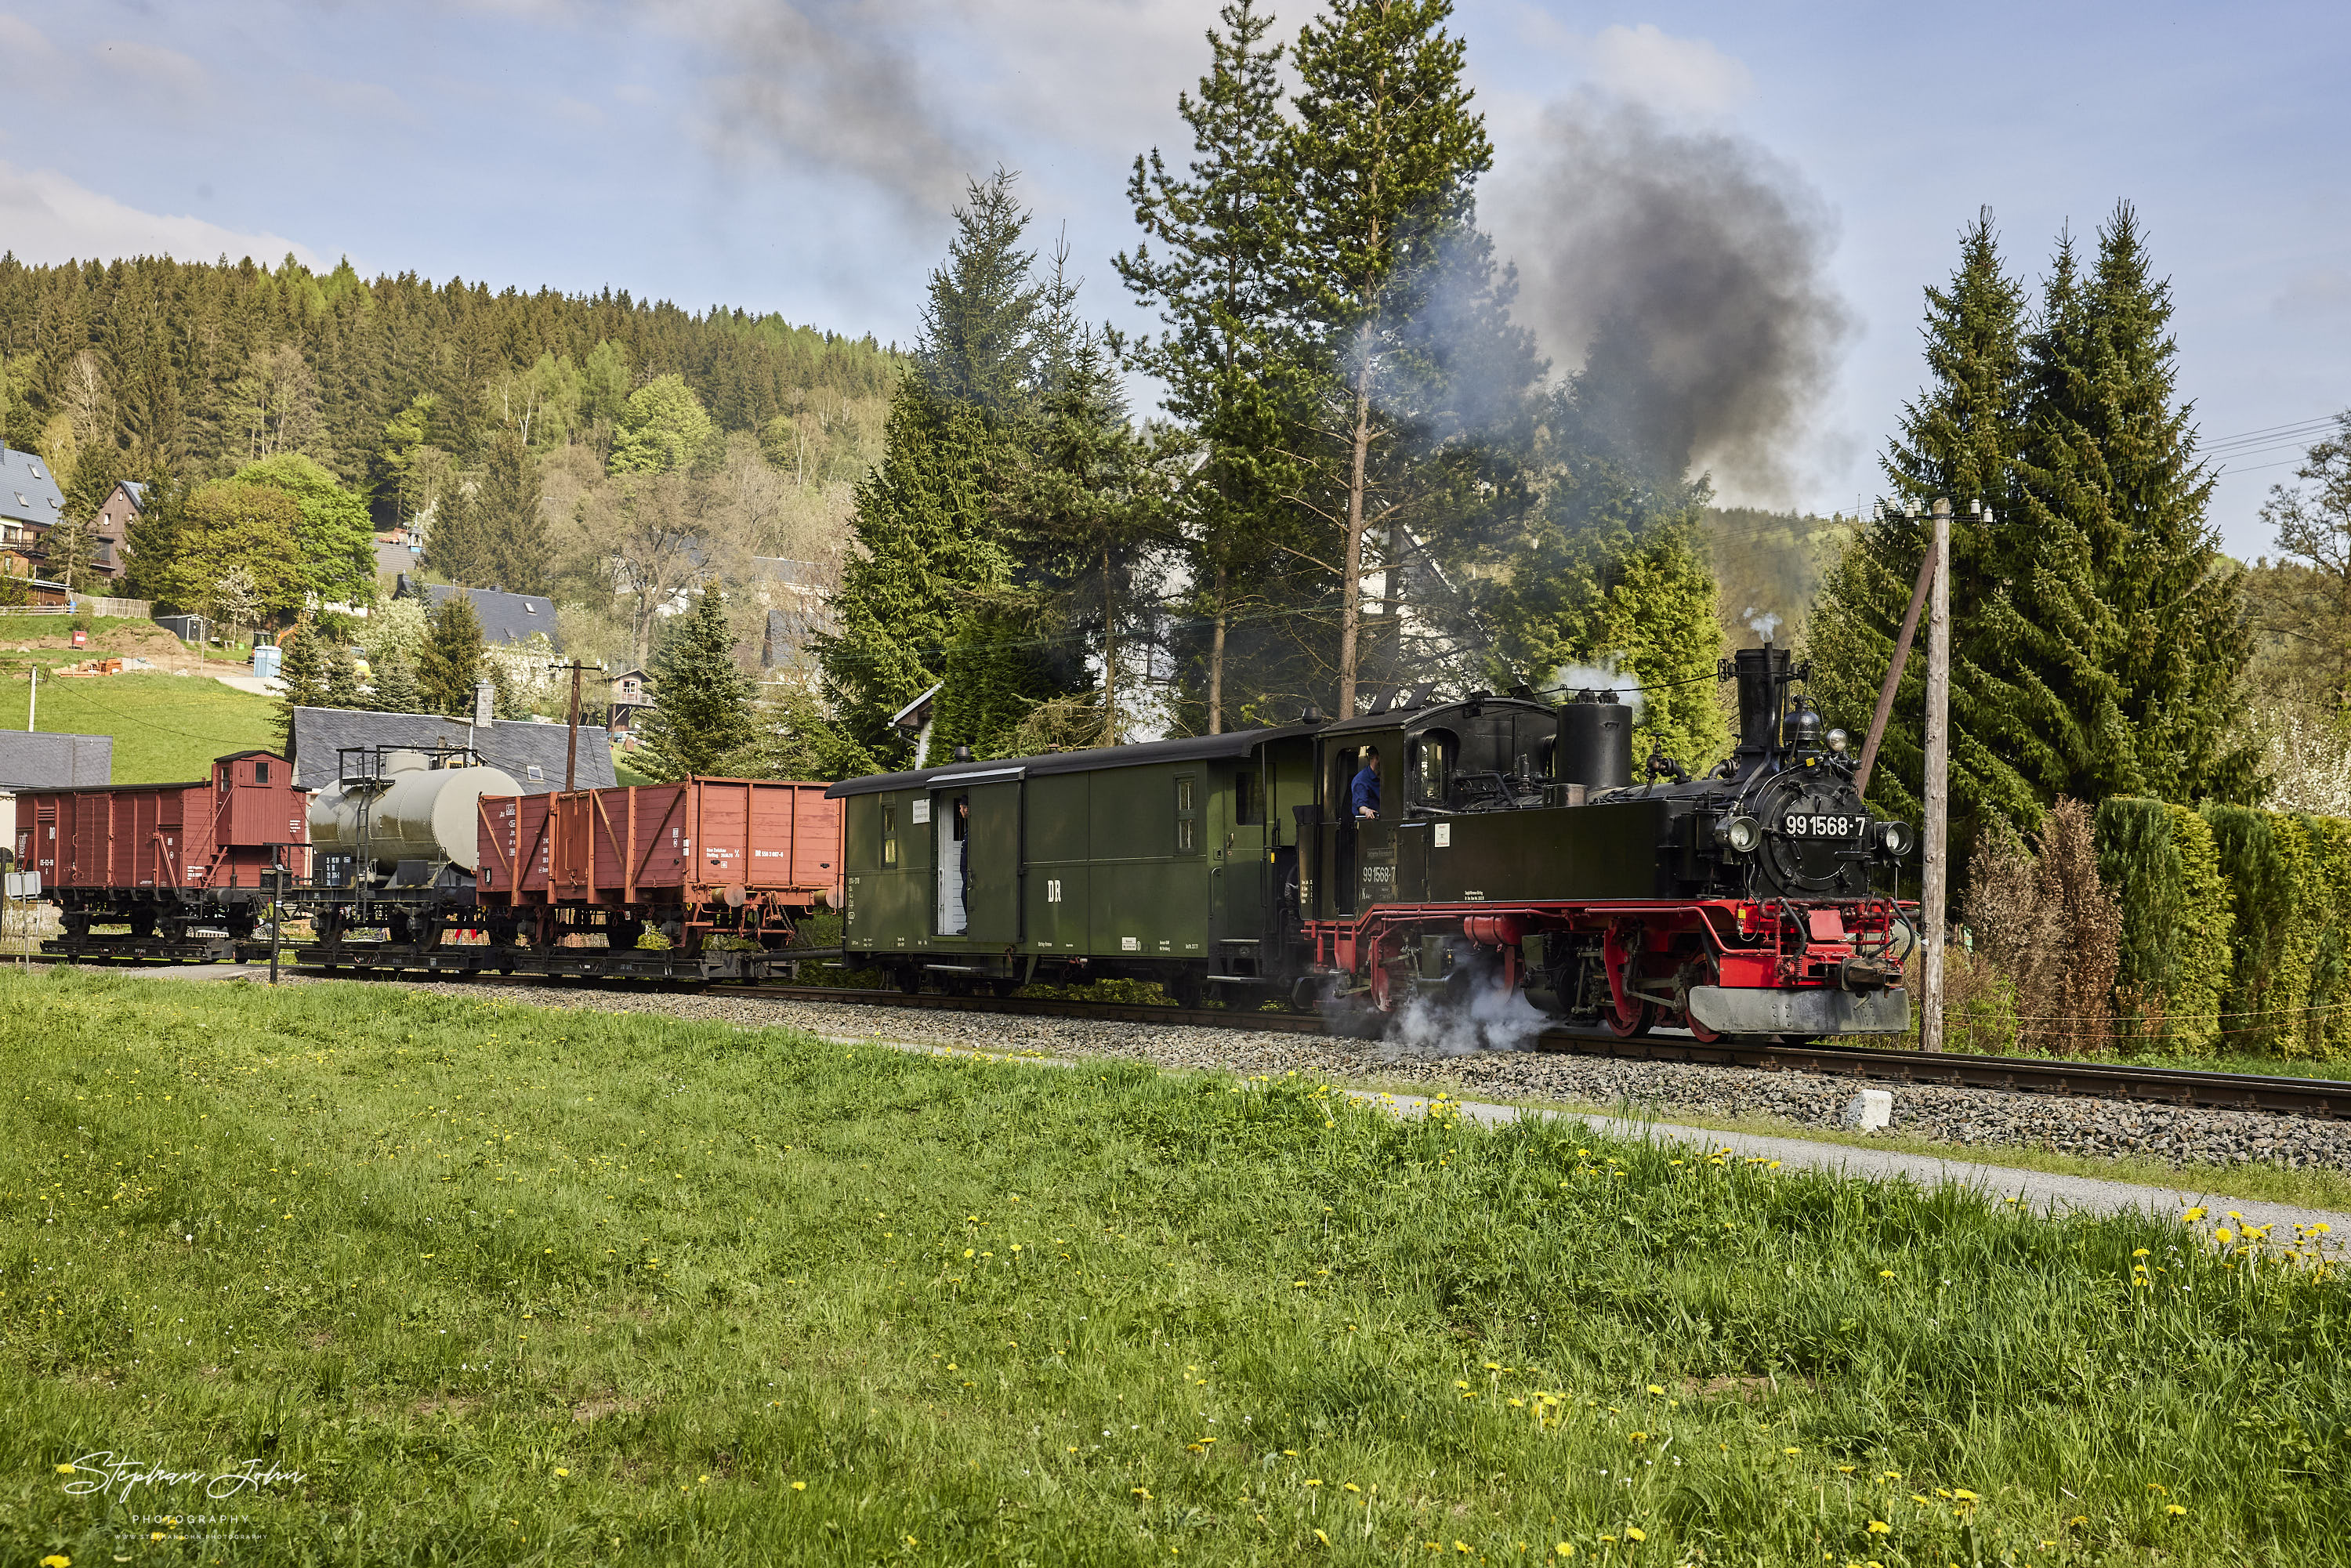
[308,750,522,876]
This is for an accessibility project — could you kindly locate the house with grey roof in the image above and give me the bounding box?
[288,703,615,795]
[0,444,66,580]
[396,577,563,650]
[0,730,113,788]
[88,480,146,582]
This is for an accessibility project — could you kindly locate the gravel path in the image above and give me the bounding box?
[371,979,2351,1177]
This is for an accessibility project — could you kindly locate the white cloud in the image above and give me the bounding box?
[1583,24,1753,117]
[1505,13,1754,118]
[94,38,212,104]
[0,13,60,66]
[0,161,320,268]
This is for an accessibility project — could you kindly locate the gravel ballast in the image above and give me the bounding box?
[384,981,2351,1175]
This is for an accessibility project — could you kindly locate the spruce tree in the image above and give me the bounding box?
[473,429,549,592]
[324,643,365,708]
[417,593,487,715]
[1117,0,1299,732]
[273,623,331,747]
[817,386,1012,751]
[2019,205,2255,803]
[635,588,757,780]
[369,648,422,714]
[426,478,496,587]
[1809,209,2071,829]
[916,172,1043,417]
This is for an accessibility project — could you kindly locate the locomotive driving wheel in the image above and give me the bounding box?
[1607,998,1654,1037]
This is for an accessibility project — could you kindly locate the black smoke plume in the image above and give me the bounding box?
[1492,92,1853,498]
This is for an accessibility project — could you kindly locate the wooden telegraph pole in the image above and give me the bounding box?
[1919,497,1954,1052]
[549,660,600,791]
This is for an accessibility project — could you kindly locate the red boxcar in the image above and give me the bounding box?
[14,750,307,940]
[475,778,841,949]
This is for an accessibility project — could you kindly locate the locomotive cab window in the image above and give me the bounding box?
[1175,775,1199,853]
[1410,731,1456,809]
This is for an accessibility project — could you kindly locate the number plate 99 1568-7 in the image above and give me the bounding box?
[1784,813,1865,839]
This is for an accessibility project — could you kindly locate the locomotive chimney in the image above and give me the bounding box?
[1733,646,1791,758]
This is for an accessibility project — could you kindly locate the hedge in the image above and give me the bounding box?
[2094,797,2233,1055]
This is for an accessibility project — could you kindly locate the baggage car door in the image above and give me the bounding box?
[962,780,1022,944]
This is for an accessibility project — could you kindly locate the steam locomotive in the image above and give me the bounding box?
[830,645,1914,1041]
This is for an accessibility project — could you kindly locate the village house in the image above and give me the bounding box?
[88,480,145,581]
[0,445,65,582]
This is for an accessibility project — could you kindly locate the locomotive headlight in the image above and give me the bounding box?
[1825,727,1850,754]
[1878,820,1916,856]
[1714,814,1762,853]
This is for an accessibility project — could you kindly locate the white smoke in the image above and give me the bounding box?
[1549,660,1646,719]
[1742,606,1783,643]
[1378,946,1552,1058]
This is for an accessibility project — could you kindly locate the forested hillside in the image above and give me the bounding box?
[0,252,900,528]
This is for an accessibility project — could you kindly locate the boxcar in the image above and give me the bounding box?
[475,777,841,950]
[14,749,306,941]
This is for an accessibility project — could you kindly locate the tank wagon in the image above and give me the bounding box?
[830,646,1915,1041]
[16,750,306,953]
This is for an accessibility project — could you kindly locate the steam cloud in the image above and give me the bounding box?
[1548,660,1645,719]
[1742,606,1782,642]
[1382,945,1551,1057]
[1493,92,1854,501]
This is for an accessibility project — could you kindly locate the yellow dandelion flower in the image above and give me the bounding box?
[1645,1384,1664,1395]
[2215,1228,2234,1244]
[1314,1530,1330,1545]
[1624,1526,1646,1541]
[2181,1207,2206,1222]
[1628,1432,1649,1443]
[2166,1505,2186,1516]
[1783,1447,1801,1456]
[1952,1489,1980,1502]
[554,1468,570,1478]
[792,1481,807,1491]
[41,1557,71,1568]
[53,1463,74,1475]
[1556,1546,1574,1559]
[1867,1521,1891,1535]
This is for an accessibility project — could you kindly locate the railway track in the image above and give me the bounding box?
[31,946,2351,1121]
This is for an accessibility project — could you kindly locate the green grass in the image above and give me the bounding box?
[4,969,2345,1566]
[0,668,278,782]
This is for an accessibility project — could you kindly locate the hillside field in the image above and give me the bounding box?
[3,969,2343,1566]
[0,665,278,784]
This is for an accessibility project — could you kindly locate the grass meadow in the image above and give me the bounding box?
[3,967,2346,1566]
[0,664,277,784]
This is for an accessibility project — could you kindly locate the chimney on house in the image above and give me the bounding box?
[474,678,494,728]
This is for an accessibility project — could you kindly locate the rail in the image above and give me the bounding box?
[30,943,2351,1120]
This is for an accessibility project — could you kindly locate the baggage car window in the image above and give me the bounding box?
[882,802,898,866]
[1233,770,1262,826]
[1176,775,1198,853]
[255,760,270,783]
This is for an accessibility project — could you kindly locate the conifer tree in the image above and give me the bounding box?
[635,588,756,780]
[368,648,422,714]
[1282,0,1538,716]
[1117,0,1298,731]
[916,172,1043,417]
[324,643,365,708]
[1809,209,2067,829]
[2019,205,2255,803]
[273,624,331,747]
[472,429,549,592]
[426,477,497,588]
[417,593,487,715]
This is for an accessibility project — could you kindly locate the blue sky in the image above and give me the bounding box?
[5,0,2346,556]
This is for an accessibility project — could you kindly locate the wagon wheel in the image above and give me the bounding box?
[1607,998,1655,1038]
[1169,969,1206,1009]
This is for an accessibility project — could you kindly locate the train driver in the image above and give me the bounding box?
[1351,746,1382,820]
